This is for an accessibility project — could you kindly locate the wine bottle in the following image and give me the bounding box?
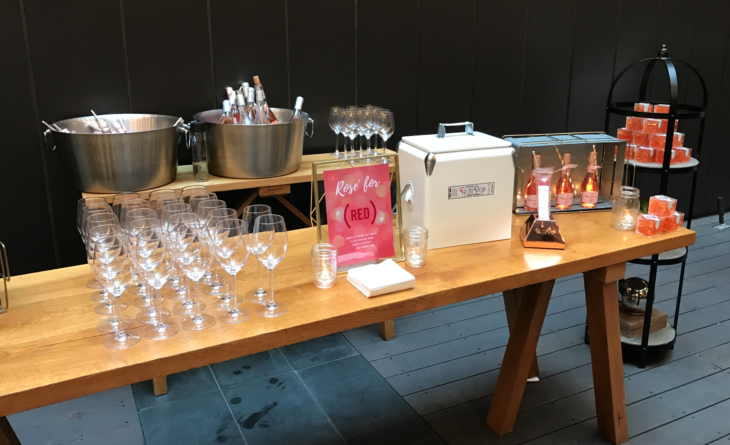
[218,100,235,124]
[235,92,246,124]
[555,152,574,210]
[524,153,541,212]
[288,96,304,122]
[245,88,255,124]
[253,86,270,125]
[253,76,279,124]
[241,82,249,105]
[580,149,600,209]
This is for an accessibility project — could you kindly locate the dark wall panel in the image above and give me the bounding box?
[0,0,56,274]
[520,0,576,133]
[210,0,289,112]
[416,0,476,134]
[124,0,215,120]
[24,0,131,268]
[471,0,529,137]
[566,0,619,132]
[288,0,356,152]
[357,0,419,144]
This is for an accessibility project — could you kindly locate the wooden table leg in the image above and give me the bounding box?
[0,416,20,445]
[503,288,540,380]
[153,375,168,396]
[583,263,629,445]
[379,319,395,341]
[486,279,554,435]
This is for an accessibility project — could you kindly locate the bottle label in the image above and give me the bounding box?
[556,193,573,206]
[525,194,538,209]
[581,191,599,204]
[537,186,550,220]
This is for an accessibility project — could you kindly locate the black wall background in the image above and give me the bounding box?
[2,0,729,275]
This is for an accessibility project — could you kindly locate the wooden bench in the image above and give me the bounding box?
[0,212,695,444]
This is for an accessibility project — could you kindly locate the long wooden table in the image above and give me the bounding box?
[0,212,695,444]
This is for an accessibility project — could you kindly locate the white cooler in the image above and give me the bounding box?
[398,122,515,249]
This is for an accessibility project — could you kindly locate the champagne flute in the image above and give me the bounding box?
[252,214,288,318]
[213,219,252,324]
[329,107,342,157]
[242,204,272,304]
[176,224,216,330]
[91,234,139,349]
[136,229,179,340]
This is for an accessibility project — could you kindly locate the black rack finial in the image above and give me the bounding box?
[658,44,670,58]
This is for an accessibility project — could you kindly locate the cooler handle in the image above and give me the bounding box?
[437,122,474,138]
[401,181,414,203]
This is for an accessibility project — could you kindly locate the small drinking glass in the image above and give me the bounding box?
[242,204,272,303]
[252,214,288,317]
[311,244,337,289]
[213,218,253,324]
[612,186,641,230]
[403,226,429,268]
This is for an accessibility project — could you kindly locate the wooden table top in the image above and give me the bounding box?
[82,150,397,202]
[0,211,694,417]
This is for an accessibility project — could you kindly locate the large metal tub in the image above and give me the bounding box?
[193,108,313,179]
[43,114,181,193]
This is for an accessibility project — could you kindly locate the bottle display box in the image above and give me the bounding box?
[504,132,626,215]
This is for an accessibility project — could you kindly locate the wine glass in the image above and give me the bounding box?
[196,199,226,295]
[329,107,342,157]
[379,110,394,156]
[363,109,375,157]
[213,218,252,324]
[91,234,139,349]
[344,109,359,158]
[136,229,179,340]
[87,223,127,314]
[336,109,350,158]
[189,193,217,214]
[206,208,238,308]
[80,204,114,290]
[181,185,208,203]
[175,224,216,330]
[111,192,141,219]
[77,197,108,235]
[148,189,178,211]
[170,213,205,315]
[252,214,288,318]
[122,207,156,302]
[242,204,272,303]
[356,108,367,157]
[161,203,193,299]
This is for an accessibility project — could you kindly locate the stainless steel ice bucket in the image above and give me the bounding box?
[193,108,314,179]
[43,114,181,193]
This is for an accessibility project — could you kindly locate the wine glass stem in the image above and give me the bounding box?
[194,280,201,315]
[113,296,126,337]
[268,267,276,308]
[155,288,163,326]
[256,259,265,293]
[232,273,238,307]
[335,133,339,155]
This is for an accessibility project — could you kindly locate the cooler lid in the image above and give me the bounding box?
[401,123,511,154]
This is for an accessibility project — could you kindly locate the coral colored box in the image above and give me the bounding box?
[636,214,662,237]
[673,147,692,164]
[626,116,644,131]
[635,103,654,113]
[654,104,670,113]
[617,127,634,143]
[649,133,667,149]
[642,118,668,134]
[628,144,636,160]
[633,131,650,147]
[635,146,654,163]
[660,211,684,232]
[673,132,685,147]
[648,195,678,218]
[654,147,677,165]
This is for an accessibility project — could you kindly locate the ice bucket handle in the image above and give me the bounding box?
[43,129,56,152]
[0,241,9,314]
[306,118,315,138]
[437,122,474,138]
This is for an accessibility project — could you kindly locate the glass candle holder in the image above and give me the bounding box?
[403,226,429,267]
[311,243,337,289]
[612,186,640,230]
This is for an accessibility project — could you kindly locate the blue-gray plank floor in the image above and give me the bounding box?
[8,213,730,445]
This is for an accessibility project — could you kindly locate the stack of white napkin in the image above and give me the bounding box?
[347,260,415,298]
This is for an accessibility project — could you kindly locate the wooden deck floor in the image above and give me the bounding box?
[8,213,730,445]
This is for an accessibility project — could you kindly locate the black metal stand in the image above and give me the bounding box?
[586,44,708,368]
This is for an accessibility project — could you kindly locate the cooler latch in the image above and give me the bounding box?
[437,122,474,138]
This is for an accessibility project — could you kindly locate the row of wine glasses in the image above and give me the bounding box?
[328,106,394,158]
[76,185,290,349]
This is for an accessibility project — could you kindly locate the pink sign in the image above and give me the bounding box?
[324,163,395,267]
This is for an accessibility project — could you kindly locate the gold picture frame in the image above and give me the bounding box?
[310,150,405,269]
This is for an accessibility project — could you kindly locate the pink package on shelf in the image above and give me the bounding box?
[633,131,650,147]
[660,211,684,232]
[634,146,654,163]
[626,116,644,131]
[642,118,668,134]
[617,127,634,143]
[673,132,685,147]
[636,214,662,237]
[673,147,692,164]
[635,103,654,112]
[654,147,677,165]
[654,104,670,113]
